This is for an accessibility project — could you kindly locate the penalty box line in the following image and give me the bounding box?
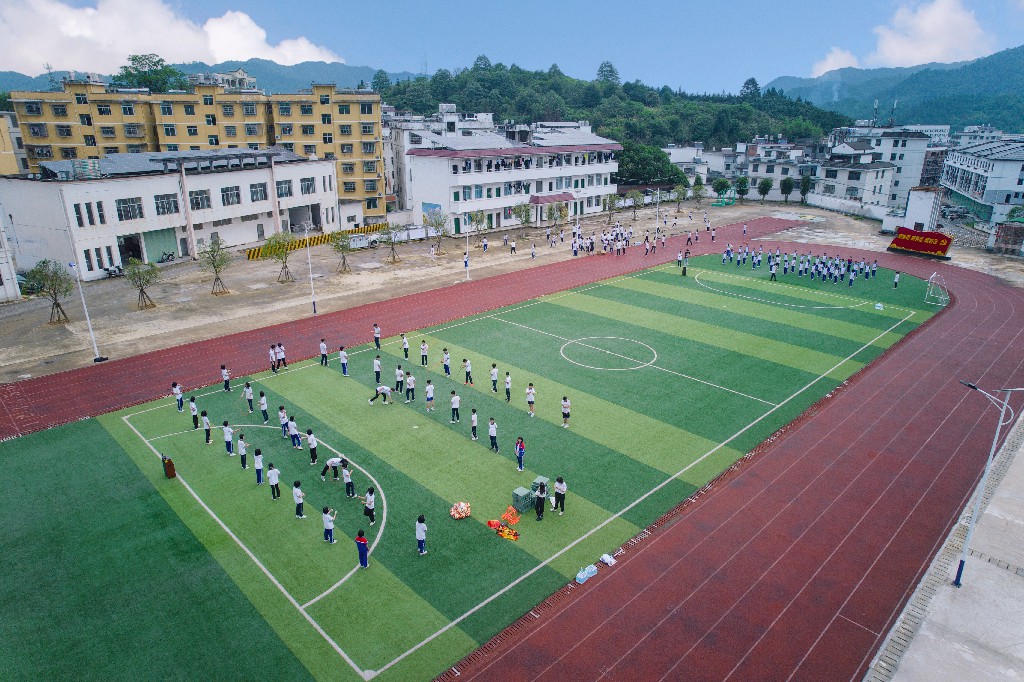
[372,310,915,678]
[121,414,372,680]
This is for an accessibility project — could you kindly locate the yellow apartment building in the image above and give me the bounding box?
[10,79,384,224]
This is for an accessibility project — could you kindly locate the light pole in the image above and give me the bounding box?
[302,221,317,315]
[953,380,1024,587]
[68,262,107,363]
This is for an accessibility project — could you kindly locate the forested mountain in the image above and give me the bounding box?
[380,57,851,151]
[765,44,1024,130]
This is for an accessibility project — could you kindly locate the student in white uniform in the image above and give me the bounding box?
[490,364,499,392]
[561,397,571,428]
[319,339,329,366]
[242,382,254,413]
[416,515,428,555]
[293,481,306,518]
[222,421,234,454]
[338,346,349,376]
[526,384,536,417]
[470,409,478,440]
[171,382,183,412]
[323,507,337,544]
[305,429,318,466]
[405,372,416,403]
[504,372,512,402]
[369,386,393,404]
[321,455,344,481]
[425,380,435,412]
[488,417,499,452]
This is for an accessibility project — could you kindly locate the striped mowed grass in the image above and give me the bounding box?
[2,256,936,681]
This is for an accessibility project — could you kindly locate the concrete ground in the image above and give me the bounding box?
[2,199,1023,678]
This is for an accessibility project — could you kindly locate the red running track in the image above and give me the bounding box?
[447,237,1024,680]
[3,216,1019,682]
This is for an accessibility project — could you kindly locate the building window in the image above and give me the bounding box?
[300,104,314,116]
[360,103,373,115]
[321,114,332,125]
[165,144,178,151]
[184,104,195,116]
[848,171,861,181]
[221,186,241,206]
[339,124,352,135]
[83,249,94,271]
[189,189,211,210]
[278,103,292,116]
[74,204,84,227]
[244,124,259,136]
[224,126,237,137]
[96,201,106,224]
[303,144,317,155]
[28,124,47,137]
[361,123,374,135]
[127,144,145,154]
[154,193,180,215]
[51,104,68,116]
[243,102,256,116]
[121,102,135,116]
[115,197,144,221]
[341,163,355,174]
[824,169,838,179]
[366,197,378,210]
[202,95,214,106]
[766,164,775,174]
[205,114,217,126]
[221,104,234,117]
[365,180,378,192]
[363,160,377,173]
[322,133,333,144]
[80,114,92,126]
[823,184,836,195]
[343,181,356,193]
[301,125,315,136]
[300,177,315,195]
[340,144,353,154]
[74,93,88,105]
[279,124,293,136]
[276,180,293,197]
[103,146,119,154]
[281,142,294,152]
[93,104,111,116]
[890,153,897,161]
[362,142,376,154]
[898,154,904,160]
[248,143,260,150]
[250,182,268,202]
[60,148,77,159]
[159,102,173,116]
[187,126,198,136]
[85,203,95,225]
[781,167,789,176]
[337,104,350,115]
[894,180,900,187]
[208,135,219,146]
[55,125,72,137]
[163,124,176,137]
[105,245,114,265]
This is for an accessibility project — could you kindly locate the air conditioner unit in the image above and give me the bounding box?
[276,135,281,140]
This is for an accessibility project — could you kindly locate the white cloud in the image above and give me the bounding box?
[867,0,992,67]
[0,0,343,76]
[811,47,861,76]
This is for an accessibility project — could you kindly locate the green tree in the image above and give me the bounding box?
[757,177,774,204]
[467,209,488,244]
[381,224,403,264]
[735,176,750,202]
[261,231,298,283]
[673,179,690,210]
[371,69,392,93]
[604,193,618,223]
[739,77,761,99]
[691,175,705,205]
[800,175,813,203]
[780,176,796,203]
[596,61,621,86]
[196,235,231,294]
[26,259,73,323]
[112,54,187,93]
[712,177,731,197]
[423,209,451,254]
[0,92,11,111]
[430,69,455,102]
[625,189,645,219]
[509,202,533,236]
[615,140,685,186]
[125,257,159,309]
[330,230,352,273]
[545,202,569,227]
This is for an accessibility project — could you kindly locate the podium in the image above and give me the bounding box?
[512,487,533,512]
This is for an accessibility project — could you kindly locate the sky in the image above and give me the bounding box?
[2,0,1024,91]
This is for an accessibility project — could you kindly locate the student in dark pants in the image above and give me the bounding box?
[535,481,548,521]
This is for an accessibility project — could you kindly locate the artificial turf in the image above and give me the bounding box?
[1,255,938,681]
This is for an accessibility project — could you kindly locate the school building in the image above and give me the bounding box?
[386,104,620,231]
[8,78,385,225]
[0,148,339,281]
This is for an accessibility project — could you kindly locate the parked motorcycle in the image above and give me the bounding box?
[104,265,125,278]
[157,251,176,263]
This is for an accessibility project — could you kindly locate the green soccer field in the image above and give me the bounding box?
[0,256,939,681]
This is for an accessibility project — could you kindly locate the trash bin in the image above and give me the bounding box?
[162,455,176,479]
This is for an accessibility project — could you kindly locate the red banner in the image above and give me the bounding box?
[887,227,953,259]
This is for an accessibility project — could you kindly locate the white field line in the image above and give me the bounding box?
[492,316,778,407]
[693,270,871,310]
[121,416,374,680]
[371,310,916,678]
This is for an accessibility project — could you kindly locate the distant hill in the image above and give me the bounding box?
[766,44,1024,130]
[0,59,422,94]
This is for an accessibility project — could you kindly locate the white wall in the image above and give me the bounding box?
[0,213,20,300]
[807,193,888,220]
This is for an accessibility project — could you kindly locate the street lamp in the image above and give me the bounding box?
[953,380,1024,587]
[302,221,317,315]
[68,262,107,363]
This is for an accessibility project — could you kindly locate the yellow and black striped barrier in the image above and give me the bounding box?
[244,223,387,260]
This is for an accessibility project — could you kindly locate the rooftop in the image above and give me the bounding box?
[954,139,1024,161]
[37,147,317,180]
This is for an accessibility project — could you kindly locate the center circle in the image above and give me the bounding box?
[559,337,658,371]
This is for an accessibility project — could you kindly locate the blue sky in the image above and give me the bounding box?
[3,0,1024,90]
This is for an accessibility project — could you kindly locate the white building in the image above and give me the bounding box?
[661,144,708,183]
[882,186,942,233]
[807,142,894,218]
[900,125,951,146]
[0,212,20,300]
[940,139,1024,228]
[0,148,339,281]
[951,125,1009,148]
[388,104,620,231]
[828,126,930,209]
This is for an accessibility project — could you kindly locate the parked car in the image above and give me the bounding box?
[15,273,41,295]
